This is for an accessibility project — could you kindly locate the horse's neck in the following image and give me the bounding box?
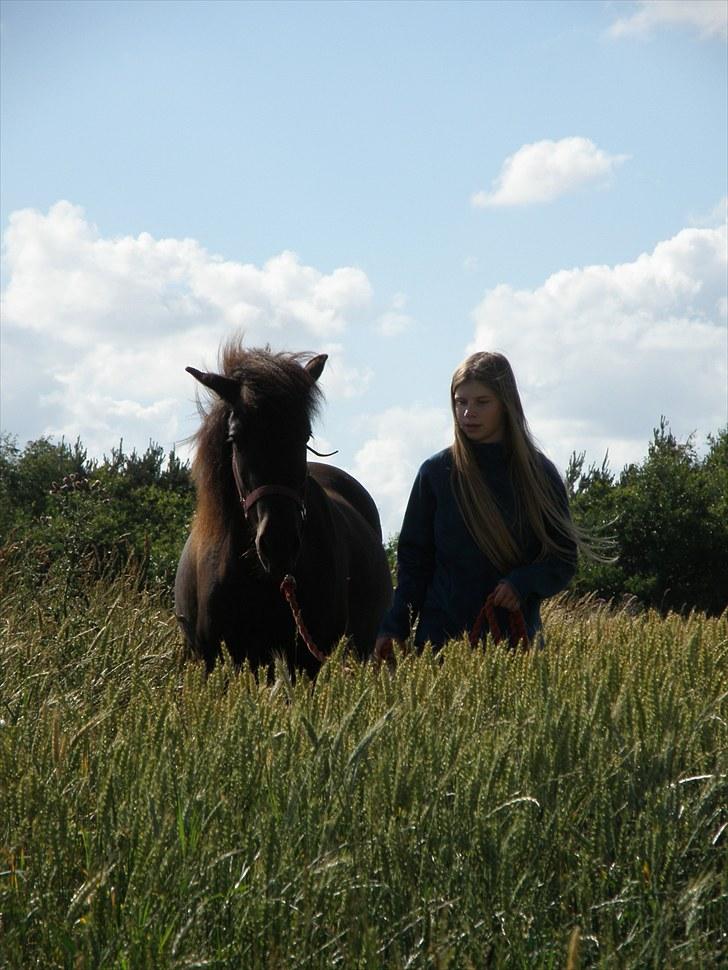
[301,477,347,572]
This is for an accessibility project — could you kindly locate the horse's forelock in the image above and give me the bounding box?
[219,342,323,424]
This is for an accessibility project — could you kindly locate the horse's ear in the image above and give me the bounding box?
[186,367,241,405]
[305,354,328,383]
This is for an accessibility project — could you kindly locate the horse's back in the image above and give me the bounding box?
[308,462,392,654]
[309,462,383,538]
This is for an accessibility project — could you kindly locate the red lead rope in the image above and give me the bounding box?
[469,593,529,649]
[281,577,528,664]
[280,574,328,664]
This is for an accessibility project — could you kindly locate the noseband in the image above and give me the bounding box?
[241,483,306,519]
[231,449,306,520]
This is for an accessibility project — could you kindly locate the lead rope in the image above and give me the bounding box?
[469,592,529,649]
[280,574,328,664]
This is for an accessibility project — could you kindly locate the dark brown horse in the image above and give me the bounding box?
[174,339,392,675]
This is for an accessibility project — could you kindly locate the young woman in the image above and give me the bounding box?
[375,352,578,657]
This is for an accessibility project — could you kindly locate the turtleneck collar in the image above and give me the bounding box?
[470,439,506,456]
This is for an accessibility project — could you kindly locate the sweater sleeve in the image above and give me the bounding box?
[379,463,437,640]
[505,460,577,604]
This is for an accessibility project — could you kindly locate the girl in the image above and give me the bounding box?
[375,352,578,656]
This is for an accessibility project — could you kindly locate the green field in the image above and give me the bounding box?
[1,559,726,969]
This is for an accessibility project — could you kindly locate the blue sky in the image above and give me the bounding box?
[1,0,726,534]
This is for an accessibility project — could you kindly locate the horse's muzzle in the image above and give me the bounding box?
[254,511,303,578]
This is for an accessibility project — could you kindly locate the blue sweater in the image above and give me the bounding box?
[381,443,576,648]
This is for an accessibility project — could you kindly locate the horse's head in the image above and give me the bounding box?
[187,351,327,578]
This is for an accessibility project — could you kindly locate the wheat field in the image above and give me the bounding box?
[1,561,726,969]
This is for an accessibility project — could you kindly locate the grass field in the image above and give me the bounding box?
[1,558,726,969]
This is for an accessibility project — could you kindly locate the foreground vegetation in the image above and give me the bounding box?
[1,553,726,968]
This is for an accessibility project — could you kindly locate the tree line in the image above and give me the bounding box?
[565,420,726,615]
[0,434,194,596]
[1,420,726,615]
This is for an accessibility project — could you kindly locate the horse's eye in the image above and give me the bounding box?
[227,414,244,444]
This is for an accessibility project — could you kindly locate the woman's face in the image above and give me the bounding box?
[453,380,505,444]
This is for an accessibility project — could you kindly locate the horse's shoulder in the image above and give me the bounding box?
[308,462,382,538]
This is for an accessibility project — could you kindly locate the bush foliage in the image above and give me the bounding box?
[0,434,194,594]
[566,421,727,615]
[1,419,726,614]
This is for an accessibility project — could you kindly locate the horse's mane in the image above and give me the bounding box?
[190,337,324,546]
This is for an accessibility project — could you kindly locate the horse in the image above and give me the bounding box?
[174,339,393,676]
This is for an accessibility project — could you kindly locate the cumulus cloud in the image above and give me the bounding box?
[1,201,374,453]
[350,406,453,537]
[471,137,629,208]
[316,342,374,399]
[689,195,728,229]
[608,1,728,41]
[376,293,415,337]
[469,221,727,473]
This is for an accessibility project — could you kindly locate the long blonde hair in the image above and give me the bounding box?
[450,352,580,574]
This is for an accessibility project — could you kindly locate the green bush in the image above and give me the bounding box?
[2,420,726,614]
[0,435,195,594]
[569,421,728,615]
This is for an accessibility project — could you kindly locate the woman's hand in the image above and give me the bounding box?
[491,580,521,612]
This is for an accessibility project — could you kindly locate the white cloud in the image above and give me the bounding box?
[376,293,415,337]
[471,137,629,208]
[689,195,728,229]
[469,221,727,473]
[1,201,374,453]
[317,342,373,399]
[350,406,453,537]
[608,1,728,41]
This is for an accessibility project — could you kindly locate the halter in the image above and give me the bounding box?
[230,448,306,520]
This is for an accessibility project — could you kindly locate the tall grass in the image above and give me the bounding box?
[1,557,726,968]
